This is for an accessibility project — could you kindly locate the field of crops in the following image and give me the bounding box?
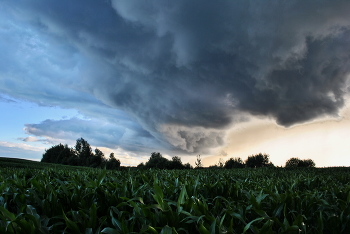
[0,163,350,233]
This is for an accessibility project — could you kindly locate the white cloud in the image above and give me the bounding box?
[0,141,44,152]
[17,136,40,142]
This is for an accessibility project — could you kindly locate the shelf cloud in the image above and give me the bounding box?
[1,0,350,155]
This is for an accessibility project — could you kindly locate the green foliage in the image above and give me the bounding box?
[106,153,121,169]
[285,157,316,168]
[75,137,94,166]
[41,138,121,170]
[0,166,349,233]
[299,159,315,167]
[245,153,272,168]
[224,157,245,169]
[41,143,75,164]
[168,156,186,170]
[145,152,169,169]
[183,162,193,169]
[137,162,145,169]
[144,153,189,170]
[285,157,300,168]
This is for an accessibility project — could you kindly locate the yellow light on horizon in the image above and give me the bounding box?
[202,106,350,168]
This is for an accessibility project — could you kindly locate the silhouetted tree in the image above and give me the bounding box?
[58,144,76,165]
[41,144,60,163]
[145,152,169,169]
[300,159,315,168]
[41,138,118,169]
[217,158,224,168]
[285,158,315,168]
[168,156,185,169]
[89,148,105,168]
[184,163,193,169]
[67,155,79,166]
[195,155,203,169]
[245,153,270,168]
[224,157,245,169]
[137,162,145,169]
[106,152,121,169]
[75,138,94,166]
[41,144,75,164]
[285,157,300,168]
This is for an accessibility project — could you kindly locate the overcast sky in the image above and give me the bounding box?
[1,0,350,166]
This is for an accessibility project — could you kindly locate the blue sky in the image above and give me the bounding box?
[0,95,80,160]
[1,0,350,166]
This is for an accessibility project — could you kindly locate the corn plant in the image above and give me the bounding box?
[0,166,349,233]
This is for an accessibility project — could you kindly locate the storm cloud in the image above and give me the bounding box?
[24,117,161,153]
[1,0,350,154]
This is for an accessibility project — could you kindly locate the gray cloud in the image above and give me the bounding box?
[1,0,350,154]
[220,150,228,157]
[0,95,16,103]
[17,136,43,142]
[24,117,162,153]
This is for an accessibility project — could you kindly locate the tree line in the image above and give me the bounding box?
[139,152,315,169]
[136,152,193,170]
[41,138,120,169]
[209,153,315,169]
[42,138,315,169]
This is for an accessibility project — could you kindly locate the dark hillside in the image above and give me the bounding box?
[0,157,85,170]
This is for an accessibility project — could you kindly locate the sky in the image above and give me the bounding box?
[1,0,350,167]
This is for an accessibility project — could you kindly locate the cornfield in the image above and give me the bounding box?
[0,166,349,233]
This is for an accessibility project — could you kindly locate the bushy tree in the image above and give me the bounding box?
[183,163,193,169]
[285,157,300,168]
[245,153,270,168]
[300,159,315,168]
[106,152,121,169]
[142,153,189,170]
[67,155,79,166]
[224,157,245,169]
[137,162,145,169]
[145,152,169,169]
[75,138,94,166]
[42,144,75,164]
[41,144,59,163]
[168,156,185,169]
[41,138,119,169]
[89,148,105,168]
[285,158,315,168]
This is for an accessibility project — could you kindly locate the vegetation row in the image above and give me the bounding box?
[0,167,349,233]
[42,138,316,170]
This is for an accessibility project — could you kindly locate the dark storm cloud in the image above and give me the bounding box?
[1,0,350,153]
